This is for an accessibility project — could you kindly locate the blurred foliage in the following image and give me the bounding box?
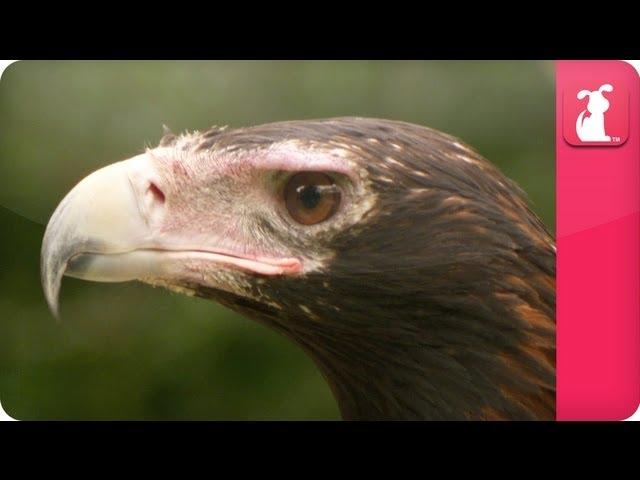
[0,61,554,419]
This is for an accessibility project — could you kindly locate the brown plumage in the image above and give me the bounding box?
[42,117,555,420]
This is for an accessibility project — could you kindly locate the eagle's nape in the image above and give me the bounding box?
[41,117,555,420]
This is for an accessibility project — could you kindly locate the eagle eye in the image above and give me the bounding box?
[284,172,341,226]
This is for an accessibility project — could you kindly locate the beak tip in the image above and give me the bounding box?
[48,302,61,321]
[45,287,61,320]
[41,264,62,320]
[41,236,64,321]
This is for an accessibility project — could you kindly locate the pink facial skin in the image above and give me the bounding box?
[144,140,369,273]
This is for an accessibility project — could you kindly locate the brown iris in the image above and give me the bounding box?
[284,172,341,225]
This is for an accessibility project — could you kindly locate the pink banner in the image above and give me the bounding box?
[557,60,640,420]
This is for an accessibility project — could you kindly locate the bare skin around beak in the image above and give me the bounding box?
[41,153,301,318]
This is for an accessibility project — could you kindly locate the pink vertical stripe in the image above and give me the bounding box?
[557,60,640,420]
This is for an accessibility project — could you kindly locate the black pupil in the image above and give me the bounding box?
[297,185,321,210]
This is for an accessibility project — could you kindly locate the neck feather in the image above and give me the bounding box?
[295,309,555,420]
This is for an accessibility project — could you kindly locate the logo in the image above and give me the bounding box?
[563,82,629,146]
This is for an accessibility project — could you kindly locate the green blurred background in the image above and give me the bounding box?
[0,61,555,420]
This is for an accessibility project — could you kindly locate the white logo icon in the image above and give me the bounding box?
[576,84,614,142]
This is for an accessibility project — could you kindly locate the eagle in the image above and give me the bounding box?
[41,117,556,420]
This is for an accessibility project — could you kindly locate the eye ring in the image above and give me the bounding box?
[283,172,342,226]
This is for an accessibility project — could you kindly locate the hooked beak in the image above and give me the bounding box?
[41,153,300,319]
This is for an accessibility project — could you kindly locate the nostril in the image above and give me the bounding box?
[143,181,166,224]
[147,182,165,205]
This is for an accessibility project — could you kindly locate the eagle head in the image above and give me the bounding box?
[42,117,555,420]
